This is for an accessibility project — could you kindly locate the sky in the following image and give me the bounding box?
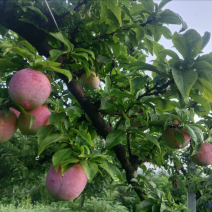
[158,0,212,54]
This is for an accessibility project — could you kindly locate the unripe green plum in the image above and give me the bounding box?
[0,110,17,142]
[191,143,212,166]
[46,164,87,201]
[80,71,100,89]
[18,105,51,135]
[9,68,51,109]
[163,120,191,149]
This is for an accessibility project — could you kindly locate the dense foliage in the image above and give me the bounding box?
[1,0,212,211]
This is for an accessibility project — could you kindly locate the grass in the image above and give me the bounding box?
[0,204,61,212]
[0,200,129,212]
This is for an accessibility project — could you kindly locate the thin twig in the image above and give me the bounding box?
[77,20,153,45]
[56,0,88,22]
[115,80,174,130]
[44,0,59,32]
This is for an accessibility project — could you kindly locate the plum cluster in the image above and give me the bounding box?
[0,68,51,141]
[163,120,212,166]
[0,68,93,201]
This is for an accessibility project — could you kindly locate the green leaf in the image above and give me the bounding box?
[128,61,161,74]
[52,148,73,171]
[198,77,212,102]
[201,31,211,51]
[191,143,201,156]
[184,29,202,59]
[49,49,67,61]
[0,43,13,48]
[37,125,55,145]
[156,26,172,40]
[70,128,94,147]
[192,61,212,71]
[102,1,122,26]
[190,123,207,135]
[140,0,154,13]
[96,55,111,63]
[18,40,37,54]
[130,4,146,16]
[190,93,210,115]
[137,200,154,212]
[86,153,108,159]
[49,113,66,130]
[159,0,172,9]
[110,42,121,57]
[99,99,115,110]
[139,133,161,152]
[131,76,146,90]
[105,76,111,92]
[26,6,48,22]
[174,12,188,33]
[106,130,126,149]
[80,160,98,181]
[185,125,197,142]
[72,52,88,61]
[143,97,177,111]
[160,203,168,212]
[189,126,204,143]
[41,66,72,82]
[3,46,35,63]
[198,69,212,84]
[74,48,95,59]
[173,30,202,59]
[117,105,130,123]
[201,85,212,103]
[159,49,179,60]
[173,129,185,145]
[60,157,80,170]
[136,26,145,42]
[172,32,188,59]
[172,68,198,102]
[99,163,122,181]
[34,61,61,68]
[0,59,21,73]
[158,9,181,25]
[50,32,73,52]
[38,134,68,155]
[66,106,82,118]
[153,42,165,61]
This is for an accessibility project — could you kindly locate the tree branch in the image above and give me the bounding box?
[0,7,146,202]
[74,0,88,11]
[115,80,174,130]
